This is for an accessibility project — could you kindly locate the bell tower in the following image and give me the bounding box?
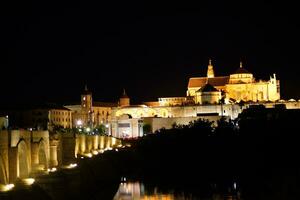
[81,85,93,127]
[207,59,215,78]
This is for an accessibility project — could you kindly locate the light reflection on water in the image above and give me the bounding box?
[113,181,240,200]
[113,181,175,200]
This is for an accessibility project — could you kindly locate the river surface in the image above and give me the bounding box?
[113,181,241,200]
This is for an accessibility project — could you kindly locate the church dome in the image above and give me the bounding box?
[232,62,252,75]
[229,62,253,84]
[233,67,251,74]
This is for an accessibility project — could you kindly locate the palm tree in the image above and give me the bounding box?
[219,90,226,117]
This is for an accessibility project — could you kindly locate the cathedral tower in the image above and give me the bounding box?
[81,85,93,127]
[119,89,130,107]
[207,59,215,78]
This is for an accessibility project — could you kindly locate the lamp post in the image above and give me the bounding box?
[105,123,109,135]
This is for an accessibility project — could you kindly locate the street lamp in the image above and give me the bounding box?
[76,119,83,126]
[105,123,109,135]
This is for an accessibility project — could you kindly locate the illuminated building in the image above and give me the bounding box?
[65,85,116,131]
[0,105,72,130]
[187,59,280,103]
[48,61,299,138]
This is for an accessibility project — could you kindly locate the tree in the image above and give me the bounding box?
[94,124,106,135]
[143,124,152,135]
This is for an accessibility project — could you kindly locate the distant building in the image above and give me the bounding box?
[187,60,280,103]
[65,85,117,131]
[195,83,221,104]
[0,104,72,130]
[3,59,295,139]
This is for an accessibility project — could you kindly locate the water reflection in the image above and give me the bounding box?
[113,181,174,200]
[113,181,241,200]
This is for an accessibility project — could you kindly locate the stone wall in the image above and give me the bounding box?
[143,116,222,133]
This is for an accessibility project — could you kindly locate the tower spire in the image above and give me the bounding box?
[85,84,88,91]
[207,58,215,78]
[240,61,243,68]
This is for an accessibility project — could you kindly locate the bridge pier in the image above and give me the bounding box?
[0,131,9,184]
[106,137,111,148]
[8,147,18,183]
[86,135,93,153]
[31,142,39,171]
[99,136,105,149]
[93,135,99,150]
[49,140,59,167]
[62,133,76,165]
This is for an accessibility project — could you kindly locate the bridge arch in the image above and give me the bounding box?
[31,138,48,171]
[37,138,48,170]
[16,139,29,178]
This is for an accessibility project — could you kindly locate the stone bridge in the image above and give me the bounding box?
[0,130,120,187]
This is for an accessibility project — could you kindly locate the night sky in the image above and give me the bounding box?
[1,1,299,106]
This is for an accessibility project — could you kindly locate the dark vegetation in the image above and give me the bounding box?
[117,107,300,200]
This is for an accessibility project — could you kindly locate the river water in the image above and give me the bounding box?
[113,181,241,200]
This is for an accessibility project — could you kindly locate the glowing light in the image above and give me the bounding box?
[112,137,116,146]
[115,149,119,152]
[0,184,15,192]
[22,178,35,186]
[83,153,92,158]
[47,167,57,172]
[105,147,113,151]
[99,149,104,154]
[105,124,109,128]
[92,150,98,155]
[70,163,77,168]
[62,163,77,169]
[121,177,127,182]
[76,120,83,126]
[86,127,91,132]
[233,182,237,190]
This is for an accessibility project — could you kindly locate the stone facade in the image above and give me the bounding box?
[65,86,116,129]
[187,60,280,103]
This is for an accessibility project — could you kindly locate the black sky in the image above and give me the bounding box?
[1,1,299,105]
